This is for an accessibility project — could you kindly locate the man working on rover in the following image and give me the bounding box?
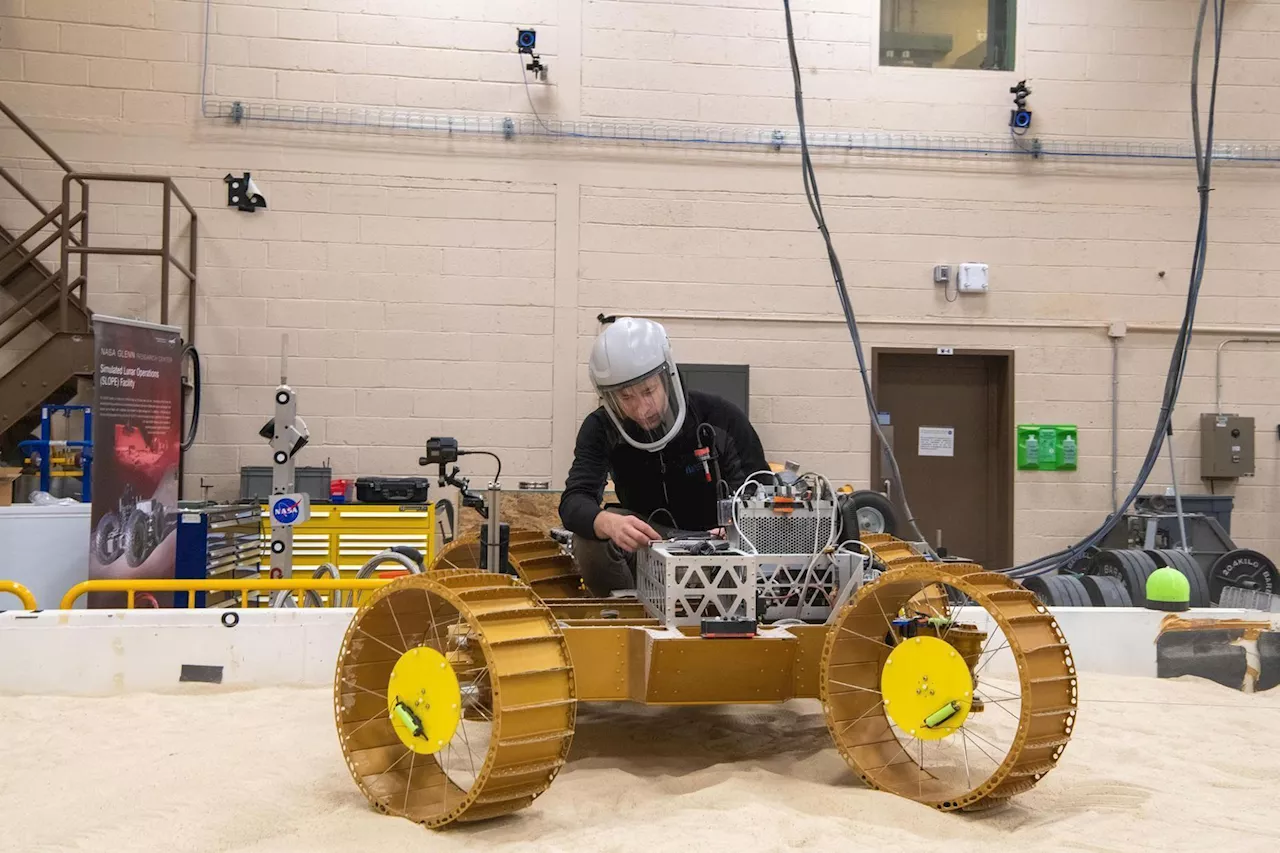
[559,317,771,596]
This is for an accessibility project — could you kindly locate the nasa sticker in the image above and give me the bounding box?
[272,497,300,525]
[269,492,310,527]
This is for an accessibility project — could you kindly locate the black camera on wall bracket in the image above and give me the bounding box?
[1010,80,1032,129]
[517,27,547,81]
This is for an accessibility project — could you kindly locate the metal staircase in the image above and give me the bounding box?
[0,99,197,462]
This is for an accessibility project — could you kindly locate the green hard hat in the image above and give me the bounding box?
[1145,566,1190,611]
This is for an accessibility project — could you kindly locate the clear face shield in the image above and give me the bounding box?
[599,365,686,451]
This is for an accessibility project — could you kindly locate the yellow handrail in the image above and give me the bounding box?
[0,580,37,610]
[59,578,396,610]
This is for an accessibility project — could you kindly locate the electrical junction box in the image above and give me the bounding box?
[1017,424,1078,471]
[1200,413,1254,479]
[957,263,988,293]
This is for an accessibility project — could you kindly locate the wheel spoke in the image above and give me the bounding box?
[986,697,1022,722]
[356,627,405,658]
[829,678,881,696]
[838,624,889,646]
[972,641,1011,677]
[962,726,1010,763]
[384,596,409,652]
[370,747,412,791]
[341,681,388,702]
[342,708,390,739]
[836,698,887,737]
[456,717,482,783]
[403,751,416,816]
[976,680,1020,701]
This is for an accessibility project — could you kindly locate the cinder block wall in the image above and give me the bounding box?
[1,0,1278,564]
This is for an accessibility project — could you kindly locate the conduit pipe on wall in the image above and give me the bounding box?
[617,310,1280,509]
[612,310,1280,338]
[198,2,1280,166]
[1215,338,1280,413]
[198,95,1280,166]
[1111,332,1122,513]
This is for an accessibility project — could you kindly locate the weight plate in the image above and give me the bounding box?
[1058,574,1091,607]
[1148,549,1211,608]
[1079,572,1108,607]
[1080,575,1133,607]
[1091,549,1155,608]
[1022,575,1066,607]
[1208,549,1280,605]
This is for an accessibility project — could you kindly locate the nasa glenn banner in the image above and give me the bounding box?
[87,316,184,608]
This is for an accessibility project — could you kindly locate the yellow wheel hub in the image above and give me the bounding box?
[386,646,463,755]
[880,635,973,741]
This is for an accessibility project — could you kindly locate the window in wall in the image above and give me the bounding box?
[879,0,1016,71]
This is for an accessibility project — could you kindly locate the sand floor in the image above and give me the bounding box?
[2,672,1278,853]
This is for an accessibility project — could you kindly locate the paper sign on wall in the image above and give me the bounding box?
[918,426,955,457]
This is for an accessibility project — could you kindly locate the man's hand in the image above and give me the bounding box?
[594,512,661,552]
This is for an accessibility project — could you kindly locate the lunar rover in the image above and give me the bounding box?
[92,482,174,568]
[334,446,1077,828]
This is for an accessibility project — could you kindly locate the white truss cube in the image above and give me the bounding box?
[637,542,757,627]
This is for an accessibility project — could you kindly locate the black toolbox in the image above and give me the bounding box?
[355,476,430,504]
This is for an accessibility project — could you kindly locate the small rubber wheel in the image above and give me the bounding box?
[94,511,123,564]
[1147,549,1211,608]
[124,509,151,568]
[1080,575,1133,607]
[845,490,900,538]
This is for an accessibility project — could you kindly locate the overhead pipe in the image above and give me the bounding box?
[198,2,1280,166]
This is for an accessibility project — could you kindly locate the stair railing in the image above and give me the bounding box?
[0,99,88,344]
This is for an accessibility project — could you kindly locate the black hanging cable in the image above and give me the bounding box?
[1006,0,1226,578]
[780,0,937,556]
[180,344,201,452]
[779,0,1227,577]
[459,450,503,483]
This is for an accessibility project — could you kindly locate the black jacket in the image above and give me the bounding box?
[559,390,770,538]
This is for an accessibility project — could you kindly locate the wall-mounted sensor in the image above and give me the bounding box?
[957,263,989,293]
[1010,80,1032,129]
[517,28,547,80]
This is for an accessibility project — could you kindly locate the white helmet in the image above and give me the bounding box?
[588,317,687,452]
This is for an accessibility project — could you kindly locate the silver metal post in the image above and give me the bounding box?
[265,333,310,605]
[1165,422,1190,553]
[486,483,502,572]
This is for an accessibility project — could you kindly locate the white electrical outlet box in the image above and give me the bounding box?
[957,263,988,293]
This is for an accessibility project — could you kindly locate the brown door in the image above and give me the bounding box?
[871,350,1013,570]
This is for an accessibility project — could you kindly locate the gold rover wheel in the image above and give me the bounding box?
[430,532,587,599]
[334,571,576,828]
[820,562,1077,811]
